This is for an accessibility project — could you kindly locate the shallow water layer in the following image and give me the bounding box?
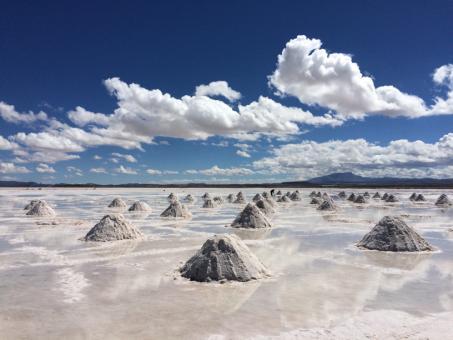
[0,188,452,339]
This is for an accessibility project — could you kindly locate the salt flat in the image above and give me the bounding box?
[0,188,452,339]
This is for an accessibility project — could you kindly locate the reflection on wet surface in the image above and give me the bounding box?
[0,187,452,339]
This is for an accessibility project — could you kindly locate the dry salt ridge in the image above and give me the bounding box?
[1,187,453,339]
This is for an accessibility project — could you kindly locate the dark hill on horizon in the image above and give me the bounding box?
[1,172,453,188]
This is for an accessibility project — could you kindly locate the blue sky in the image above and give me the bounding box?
[0,0,452,184]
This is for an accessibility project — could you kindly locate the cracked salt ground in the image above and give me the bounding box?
[0,188,452,339]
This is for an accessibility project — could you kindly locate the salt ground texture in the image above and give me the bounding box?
[180,234,269,282]
[1,187,453,339]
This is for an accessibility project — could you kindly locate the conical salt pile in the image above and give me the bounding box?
[354,195,366,204]
[317,198,336,211]
[167,193,177,202]
[108,198,127,208]
[316,192,322,198]
[203,199,216,208]
[372,192,381,199]
[278,195,291,203]
[262,192,276,207]
[24,200,39,210]
[435,194,451,206]
[381,193,389,201]
[180,234,269,282]
[415,194,426,202]
[231,203,272,229]
[184,194,195,202]
[160,200,192,218]
[213,196,224,204]
[226,194,235,203]
[276,190,282,196]
[347,193,356,201]
[83,214,143,242]
[290,191,301,201]
[357,216,433,252]
[233,192,246,204]
[202,192,211,200]
[309,191,317,198]
[26,200,56,217]
[338,191,346,199]
[256,199,275,216]
[386,195,398,202]
[310,197,322,205]
[409,193,417,201]
[253,193,264,202]
[128,201,151,212]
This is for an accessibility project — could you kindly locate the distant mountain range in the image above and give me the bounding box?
[286,172,453,187]
[1,172,453,188]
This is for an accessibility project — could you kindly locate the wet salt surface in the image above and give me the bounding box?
[0,187,452,339]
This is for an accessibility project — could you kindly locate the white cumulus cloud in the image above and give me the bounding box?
[195,81,241,102]
[36,163,56,173]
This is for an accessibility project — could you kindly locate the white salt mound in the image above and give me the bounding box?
[415,194,426,202]
[213,196,223,204]
[338,191,346,198]
[108,198,127,208]
[24,200,39,210]
[357,216,433,252]
[409,193,417,201]
[160,201,191,218]
[373,192,381,199]
[84,214,143,242]
[381,193,389,200]
[231,203,272,229]
[354,195,366,204]
[278,195,291,203]
[256,199,275,216]
[184,194,194,202]
[386,194,398,203]
[290,191,301,201]
[226,194,234,203]
[180,234,269,282]
[347,193,356,201]
[435,194,451,206]
[253,193,264,202]
[317,198,336,211]
[310,197,322,205]
[128,201,151,212]
[202,199,216,208]
[167,193,177,202]
[233,192,246,204]
[26,201,56,217]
